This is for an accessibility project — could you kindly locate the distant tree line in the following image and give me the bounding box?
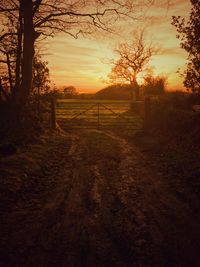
[47,86,79,99]
[95,75,166,100]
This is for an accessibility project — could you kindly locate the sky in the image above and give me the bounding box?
[44,0,191,93]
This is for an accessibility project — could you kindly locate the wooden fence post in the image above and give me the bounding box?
[50,97,56,129]
[143,96,151,131]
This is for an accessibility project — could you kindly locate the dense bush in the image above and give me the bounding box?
[142,76,166,95]
[149,92,200,140]
[0,96,50,144]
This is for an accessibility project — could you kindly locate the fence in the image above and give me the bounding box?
[50,98,152,131]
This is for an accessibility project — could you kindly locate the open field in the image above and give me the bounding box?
[56,99,143,131]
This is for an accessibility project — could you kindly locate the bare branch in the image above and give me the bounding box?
[109,29,159,87]
[0,32,17,42]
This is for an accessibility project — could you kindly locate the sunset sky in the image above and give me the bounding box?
[44,0,191,93]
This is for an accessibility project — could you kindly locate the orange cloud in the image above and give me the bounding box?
[44,0,191,92]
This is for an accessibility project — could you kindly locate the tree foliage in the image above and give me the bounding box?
[63,86,78,98]
[172,0,200,92]
[33,55,50,94]
[142,74,166,95]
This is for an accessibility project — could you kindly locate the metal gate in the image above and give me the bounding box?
[56,100,143,130]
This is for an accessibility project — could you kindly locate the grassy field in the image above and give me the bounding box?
[56,99,143,131]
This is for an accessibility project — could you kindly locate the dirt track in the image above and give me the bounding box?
[0,130,200,267]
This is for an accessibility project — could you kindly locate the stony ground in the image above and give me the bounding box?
[0,129,199,267]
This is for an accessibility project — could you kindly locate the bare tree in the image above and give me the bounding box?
[1,0,155,106]
[0,34,16,97]
[0,1,171,108]
[109,29,159,101]
[0,1,22,101]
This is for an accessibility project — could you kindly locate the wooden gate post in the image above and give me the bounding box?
[143,96,151,131]
[50,97,56,129]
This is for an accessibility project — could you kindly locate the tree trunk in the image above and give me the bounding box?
[20,0,35,105]
[135,84,139,101]
[0,78,9,102]
[6,52,14,94]
[131,77,140,101]
[133,78,139,101]
[14,8,23,100]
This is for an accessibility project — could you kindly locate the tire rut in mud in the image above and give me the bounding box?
[24,130,153,267]
[2,130,199,267]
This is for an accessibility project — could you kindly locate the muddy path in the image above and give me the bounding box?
[0,130,200,267]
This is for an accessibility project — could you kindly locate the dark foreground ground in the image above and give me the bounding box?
[0,129,199,267]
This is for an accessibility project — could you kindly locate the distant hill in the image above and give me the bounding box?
[95,84,132,100]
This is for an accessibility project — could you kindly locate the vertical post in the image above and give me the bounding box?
[51,97,56,129]
[130,86,135,111]
[135,85,139,101]
[0,78,2,102]
[97,103,100,129]
[143,96,151,131]
[37,86,40,118]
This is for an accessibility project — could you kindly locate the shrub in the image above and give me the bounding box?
[143,75,166,95]
[149,92,200,140]
[0,96,50,144]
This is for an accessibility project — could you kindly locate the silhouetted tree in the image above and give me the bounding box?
[172,0,200,92]
[109,30,158,101]
[1,0,148,106]
[142,75,166,95]
[63,86,78,99]
[0,26,17,99]
[33,55,50,96]
[45,87,62,98]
